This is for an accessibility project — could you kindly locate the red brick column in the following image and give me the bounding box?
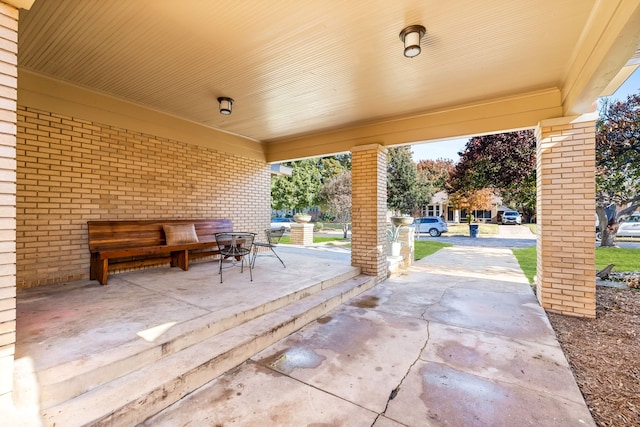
[351,144,387,281]
[536,114,597,318]
[0,0,18,409]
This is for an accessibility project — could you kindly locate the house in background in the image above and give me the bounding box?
[421,191,504,223]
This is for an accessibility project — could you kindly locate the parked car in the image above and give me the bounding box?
[414,216,448,237]
[596,213,640,240]
[616,213,640,237]
[270,217,292,231]
[501,211,522,225]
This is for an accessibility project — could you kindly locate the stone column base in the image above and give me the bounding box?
[398,227,415,268]
[290,223,314,245]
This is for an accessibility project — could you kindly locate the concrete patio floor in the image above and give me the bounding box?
[10,241,596,426]
[142,245,595,426]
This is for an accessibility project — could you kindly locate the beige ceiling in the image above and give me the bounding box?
[17,0,640,160]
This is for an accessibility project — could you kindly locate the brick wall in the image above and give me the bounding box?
[16,106,271,288]
[351,144,387,281]
[0,0,17,409]
[536,114,596,318]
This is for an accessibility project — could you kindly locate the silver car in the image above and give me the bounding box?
[270,217,292,231]
[415,216,448,237]
[617,213,640,237]
[501,211,522,225]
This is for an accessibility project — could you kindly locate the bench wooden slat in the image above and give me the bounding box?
[88,219,233,285]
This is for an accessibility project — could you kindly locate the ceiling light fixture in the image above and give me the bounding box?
[217,97,234,115]
[399,25,426,58]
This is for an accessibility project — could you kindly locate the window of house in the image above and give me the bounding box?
[474,210,492,220]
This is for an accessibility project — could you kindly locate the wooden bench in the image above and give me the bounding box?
[88,219,233,285]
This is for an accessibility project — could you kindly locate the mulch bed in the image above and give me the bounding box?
[547,286,640,427]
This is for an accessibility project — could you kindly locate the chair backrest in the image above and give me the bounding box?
[266,227,285,244]
[215,232,255,256]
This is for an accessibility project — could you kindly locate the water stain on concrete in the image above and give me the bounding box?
[317,316,332,324]
[349,295,379,308]
[419,363,507,424]
[260,346,325,375]
[436,341,481,367]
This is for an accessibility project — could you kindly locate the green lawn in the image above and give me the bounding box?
[279,236,348,244]
[512,246,640,283]
[317,223,348,231]
[415,240,453,260]
[446,223,499,236]
[279,235,451,259]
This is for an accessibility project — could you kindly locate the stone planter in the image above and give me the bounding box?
[391,216,414,227]
[293,213,312,223]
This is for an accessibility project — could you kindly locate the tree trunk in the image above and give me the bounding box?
[596,205,616,247]
[601,228,617,247]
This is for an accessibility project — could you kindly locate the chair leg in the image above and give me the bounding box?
[270,247,286,268]
[250,245,259,268]
[218,256,223,283]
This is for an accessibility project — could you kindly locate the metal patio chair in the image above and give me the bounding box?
[215,232,256,283]
[251,227,286,268]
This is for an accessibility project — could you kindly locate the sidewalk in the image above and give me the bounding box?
[143,246,595,426]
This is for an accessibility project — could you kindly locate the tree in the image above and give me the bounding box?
[318,171,351,237]
[596,94,640,246]
[447,188,494,222]
[448,131,536,220]
[387,147,432,216]
[317,154,351,182]
[271,159,323,211]
[416,158,455,192]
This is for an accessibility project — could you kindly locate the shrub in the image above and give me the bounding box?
[313,222,324,232]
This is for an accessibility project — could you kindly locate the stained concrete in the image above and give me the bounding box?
[144,246,595,426]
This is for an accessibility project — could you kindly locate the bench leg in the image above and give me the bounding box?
[90,253,109,286]
[172,250,189,271]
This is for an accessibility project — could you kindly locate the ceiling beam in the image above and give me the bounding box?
[265,89,563,163]
[562,0,640,115]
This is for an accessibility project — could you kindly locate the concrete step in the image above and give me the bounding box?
[39,274,376,427]
[37,268,360,410]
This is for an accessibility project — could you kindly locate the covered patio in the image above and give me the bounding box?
[13,245,595,426]
[1,0,640,423]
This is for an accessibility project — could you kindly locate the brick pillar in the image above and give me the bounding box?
[536,114,597,318]
[290,223,313,245]
[0,1,18,409]
[351,144,387,282]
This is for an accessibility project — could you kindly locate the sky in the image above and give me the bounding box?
[411,67,640,162]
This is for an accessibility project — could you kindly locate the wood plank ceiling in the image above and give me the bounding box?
[17,0,609,145]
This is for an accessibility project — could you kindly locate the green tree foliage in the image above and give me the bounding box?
[318,171,351,237]
[596,94,640,246]
[448,131,536,219]
[271,155,351,212]
[318,154,351,179]
[271,159,323,211]
[387,147,432,216]
[416,158,455,192]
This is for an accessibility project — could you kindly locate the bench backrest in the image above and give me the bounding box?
[88,219,233,252]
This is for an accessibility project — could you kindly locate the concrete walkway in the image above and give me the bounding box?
[143,246,595,426]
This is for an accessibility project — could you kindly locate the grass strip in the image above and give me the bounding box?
[279,236,348,244]
[415,240,453,260]
[513,246,640,284]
